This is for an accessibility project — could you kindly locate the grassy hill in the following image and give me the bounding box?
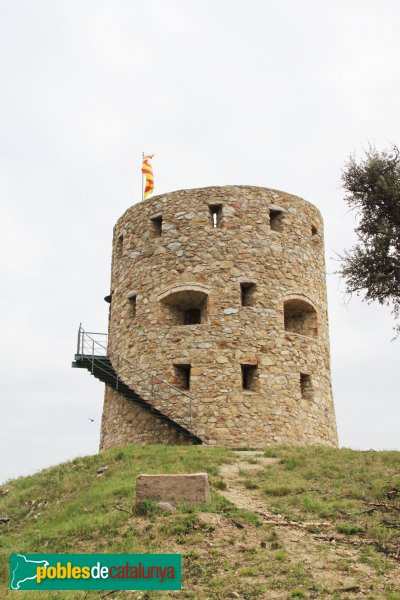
[1,445,400,599]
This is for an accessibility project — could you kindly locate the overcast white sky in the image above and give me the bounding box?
[1,0,399,483]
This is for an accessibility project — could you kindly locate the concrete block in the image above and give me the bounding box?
[135,473,210,506]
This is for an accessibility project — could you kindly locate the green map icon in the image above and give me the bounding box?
[10,554,49,590]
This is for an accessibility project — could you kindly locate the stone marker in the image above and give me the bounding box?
[135,473,210,506]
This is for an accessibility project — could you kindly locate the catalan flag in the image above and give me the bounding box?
[141,153,155,199]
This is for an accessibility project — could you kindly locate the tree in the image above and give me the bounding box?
[338,145,400,335]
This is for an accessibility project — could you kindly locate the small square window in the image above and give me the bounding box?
[174,364,191,390]
[300,373,312,398]
[270,209,284,232]
[241,364,258,391]
[128,294,137,319]
[209,204,223,228]
[240,282,256,307]
[150,215,162,238]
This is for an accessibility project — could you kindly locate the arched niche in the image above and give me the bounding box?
[159,285,210,326]
[284,298,318,337]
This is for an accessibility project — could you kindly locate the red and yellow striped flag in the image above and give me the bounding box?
[141,154,155,199]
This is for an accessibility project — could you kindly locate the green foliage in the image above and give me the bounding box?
[272,548,288,561]
[339,144,400,334]
[263,448,280,458]
[213,479,227,490]
[336,523,365,535]
[136,499,161,517]
[264,483,295,496]
[243,479,259,489]
[238,566,258,577]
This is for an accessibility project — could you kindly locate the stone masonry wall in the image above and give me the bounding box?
[100,386,194,451]
[100,185,338,449]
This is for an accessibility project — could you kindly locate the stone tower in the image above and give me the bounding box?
[100,186,338,450]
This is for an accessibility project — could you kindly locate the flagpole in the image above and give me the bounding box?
[141,152,144,202]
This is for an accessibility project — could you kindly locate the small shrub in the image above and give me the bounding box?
[283,457,302,470]
[301,495,332,518]
[238,567,257,577]
[210,493,234,514]
[163,514,203,536]
[114,450,125,461]
[178,503,197,514]
[272,549,287,561]
[136,500,160,517]
[336,523,365,535]
[244,480,259,489]
[264,484,293,496]
[306,525,321,534]
[237,510,262,527]
[207,466,219,476]
[213,479,227,490]
[263,448,279,458]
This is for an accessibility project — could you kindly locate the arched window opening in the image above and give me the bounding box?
[161,289,208,326]
[284,299,318,337]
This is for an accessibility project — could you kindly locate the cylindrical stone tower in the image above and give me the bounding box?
[100,186,338,450]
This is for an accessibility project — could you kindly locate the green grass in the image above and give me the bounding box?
[0,445,232,597]
[1,445,400,599]
[239,446,400,553]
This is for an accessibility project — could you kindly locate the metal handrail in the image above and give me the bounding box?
[76,323,194,434]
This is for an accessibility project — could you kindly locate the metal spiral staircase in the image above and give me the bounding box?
[72,325,202,444]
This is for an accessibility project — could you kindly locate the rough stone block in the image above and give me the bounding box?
[135,473,210,506]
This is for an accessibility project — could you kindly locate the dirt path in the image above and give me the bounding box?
[218,450,400,598]
[219,451,282,517]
